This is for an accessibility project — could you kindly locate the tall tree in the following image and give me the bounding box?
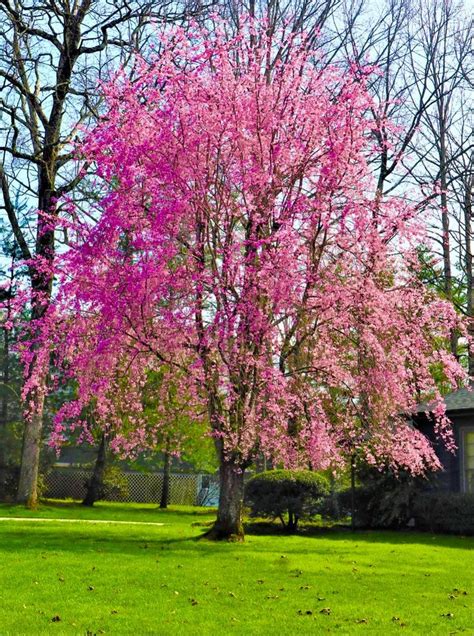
[37,19,466,539]
[0,0,203,507]
[407,0,473,358]
[337,0,473,361]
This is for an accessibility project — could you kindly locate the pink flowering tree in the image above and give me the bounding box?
[39,20,466,539]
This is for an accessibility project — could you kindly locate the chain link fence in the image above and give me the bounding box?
[45,468,220,506]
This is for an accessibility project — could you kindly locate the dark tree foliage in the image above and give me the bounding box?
[245,470,329,532]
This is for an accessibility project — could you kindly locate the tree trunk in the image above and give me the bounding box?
[160,449,170,509]
[0,323,9,473]
[464,174,474,375]
[287,510,299,533]
[16,196,55,506]
[437,93,458,358]
[82,433,107,506]
[206,455,245,540]
[16,402,44,508]
[350,455,356,532]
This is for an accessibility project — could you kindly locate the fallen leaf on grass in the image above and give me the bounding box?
[441,613,455,618]
[51,616,61,623]
[450,588,468,597]
[320,608,331,615]
[355,618,368,624]
[189,598,199,606]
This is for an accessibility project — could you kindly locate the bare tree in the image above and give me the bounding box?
[0,0,207,507]
[218,0,344,61]
[406,0,473,357]
[332,0,472,363]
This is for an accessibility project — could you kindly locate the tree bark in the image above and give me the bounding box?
[464,174,474,375]
[16,230,54,506]
[16,400,44,507]
[350,455,356,532]
[0,323,9,473]
[438,109,457,357]
[160,448,170,509]
[206,455,245,540]
[82,433,107,506]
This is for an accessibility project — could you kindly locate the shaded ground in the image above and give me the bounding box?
[0,500,472,635]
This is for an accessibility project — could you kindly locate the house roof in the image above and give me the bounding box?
[415,383,474,414]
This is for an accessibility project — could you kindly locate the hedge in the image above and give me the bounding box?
[413,492,474,535]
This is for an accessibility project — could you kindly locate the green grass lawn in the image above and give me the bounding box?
[0,501,472,635]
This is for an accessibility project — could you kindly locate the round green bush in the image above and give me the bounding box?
[244,469,329,532]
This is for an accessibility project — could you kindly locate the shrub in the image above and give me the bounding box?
[102,465,129,501]
[0,465,19,502]
[413,492,474,535]
[334,470,431,529]
[245,470,329,532]
[332,470,474,535]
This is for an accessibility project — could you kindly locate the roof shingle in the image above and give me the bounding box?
[415,384,474,414]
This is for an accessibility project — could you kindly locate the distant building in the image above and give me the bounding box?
[414,385,474,493]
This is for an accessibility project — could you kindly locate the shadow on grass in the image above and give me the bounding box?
[1,500,471,553]
[0,499,217,519]
[244,520,473,549]
[0,519,471,564]
[0,525,203,555]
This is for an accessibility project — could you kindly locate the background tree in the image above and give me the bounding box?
[0,0,205,507]
[141,368,214,509]
[0,200,27,498]
[408,0,473,358]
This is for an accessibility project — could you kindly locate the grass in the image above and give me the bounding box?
[0,501,472,635]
